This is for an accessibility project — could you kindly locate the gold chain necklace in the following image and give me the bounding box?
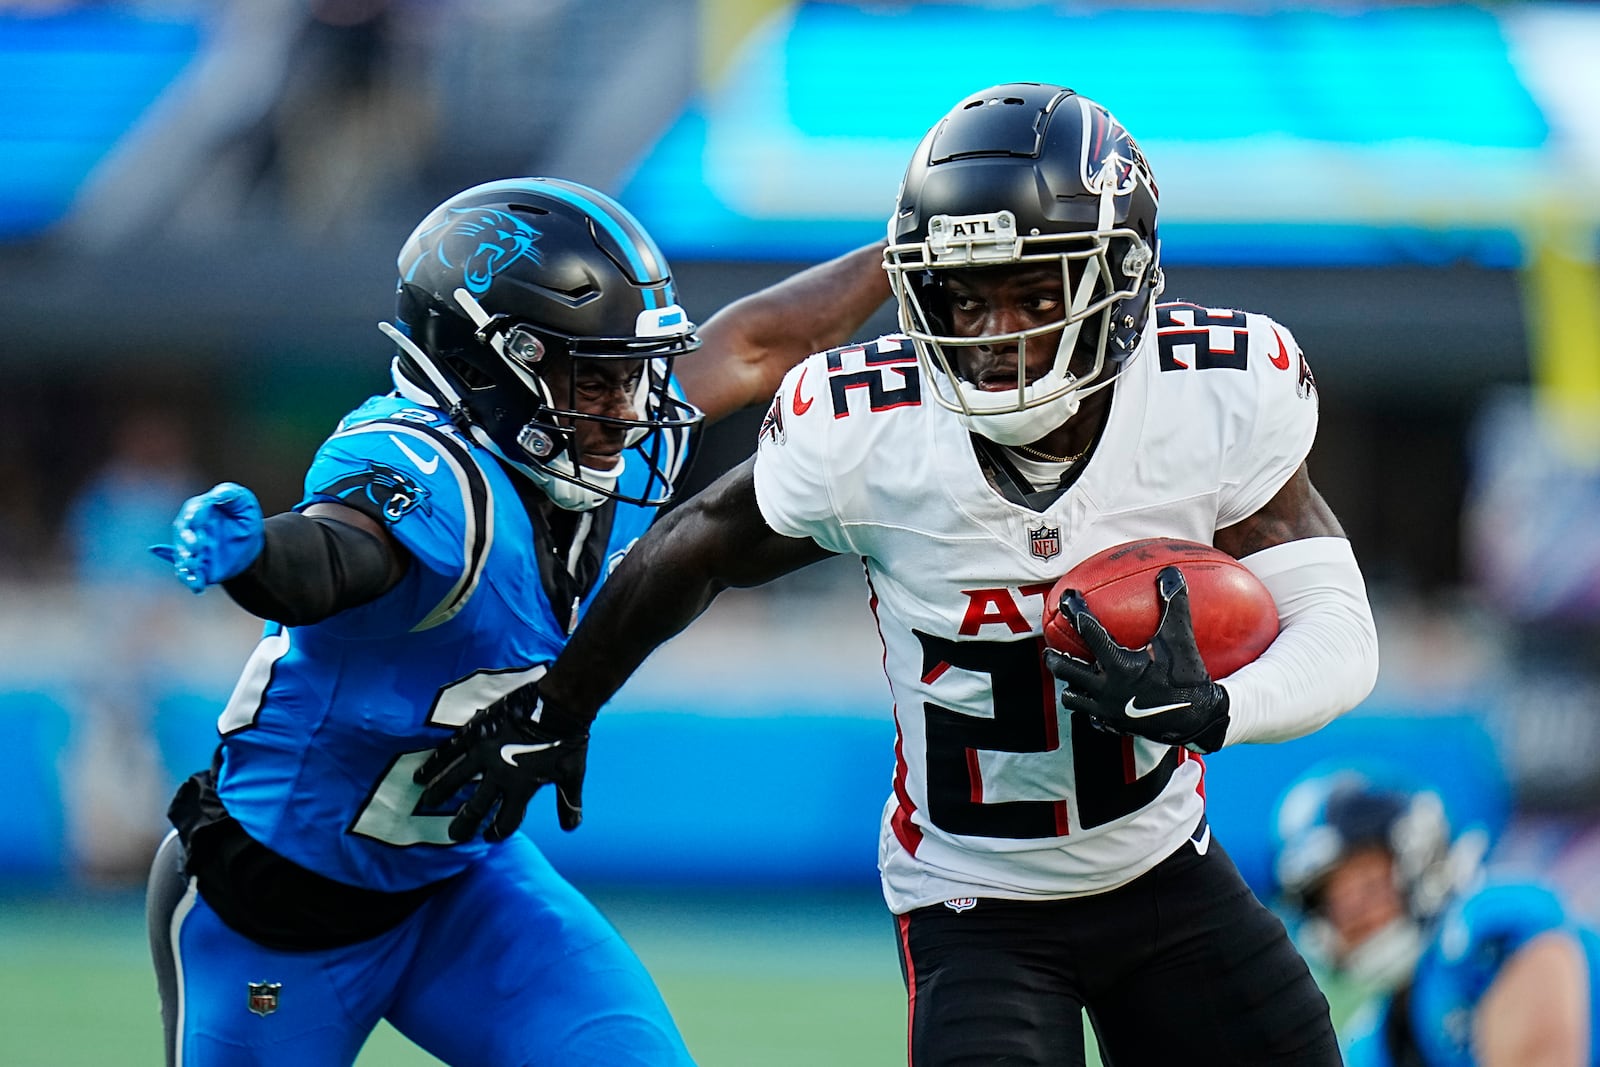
[1013,441,1090,464]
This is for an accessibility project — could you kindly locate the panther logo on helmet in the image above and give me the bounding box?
[407,209,542,296]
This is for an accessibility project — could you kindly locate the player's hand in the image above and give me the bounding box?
[413,682,589,842]
[149,482,264,593]
[1044,565,1231,753]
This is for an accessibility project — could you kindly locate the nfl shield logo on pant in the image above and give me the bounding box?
[247,981,282,1017]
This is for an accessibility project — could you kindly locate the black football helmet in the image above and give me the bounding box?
[1273,768,1484,988]
[383,177,703,510]
[885,83,1162,446]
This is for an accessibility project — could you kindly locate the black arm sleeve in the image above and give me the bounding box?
[221,512,406,626]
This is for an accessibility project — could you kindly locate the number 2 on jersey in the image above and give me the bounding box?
[823,344,921,418]
[217,632,544,848]
[917,631,1181,839]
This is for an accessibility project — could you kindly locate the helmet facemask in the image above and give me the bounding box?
[449,288,700,511]
[384,287,701,511]
[887,208,1159,446]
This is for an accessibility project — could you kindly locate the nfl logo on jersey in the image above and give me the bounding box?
[247,981,282,1017]
[1028,525,1061,561]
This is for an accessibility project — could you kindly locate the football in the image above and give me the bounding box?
[1042,537,1278,679]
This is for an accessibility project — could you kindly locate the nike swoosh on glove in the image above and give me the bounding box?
[413,682,589,842]
[1044,565,1231,754]
[149,482,265,593]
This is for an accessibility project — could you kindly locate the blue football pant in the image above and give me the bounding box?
[148,830,695,1067]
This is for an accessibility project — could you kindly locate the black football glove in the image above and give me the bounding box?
[412,682,589,842]
[1043,565,1231,754]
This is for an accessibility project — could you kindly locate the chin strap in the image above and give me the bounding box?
[517,452,619,512]
[1337,917,1424,991]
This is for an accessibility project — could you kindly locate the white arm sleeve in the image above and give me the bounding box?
[1218,536,1378,746]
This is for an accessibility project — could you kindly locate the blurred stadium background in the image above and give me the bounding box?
[2,0,1599,1063]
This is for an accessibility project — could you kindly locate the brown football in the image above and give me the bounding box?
[1042,538,1279,679]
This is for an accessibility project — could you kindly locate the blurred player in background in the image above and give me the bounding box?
[416,84,1380,1065]
[1276,770,1600,1066]
[144,176,889,1066]
[1273,768,1490,1031]
[1342,878,1600,1067]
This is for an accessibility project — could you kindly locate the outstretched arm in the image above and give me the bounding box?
[678,241,890,423]
[151,482,407,626]
[544,456,833,714]
[412,457,831,839]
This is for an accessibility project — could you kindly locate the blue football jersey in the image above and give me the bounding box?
[1344,879,1600,1067]
[211,395,678,891]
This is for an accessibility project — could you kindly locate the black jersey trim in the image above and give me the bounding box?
[325,417,493,630]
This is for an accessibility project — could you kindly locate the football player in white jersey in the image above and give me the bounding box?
[419,85,1380,1066]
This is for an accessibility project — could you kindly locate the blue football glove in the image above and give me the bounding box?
[413,682,589,842]
[1043,565,1232,754]
[149,482,265,593]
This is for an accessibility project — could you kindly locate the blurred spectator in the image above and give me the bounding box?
[62,407,199,881]
[265,0,432,235]
[1463,387,1600,633]
[1461,387,1600,808]
[68,408,198,586]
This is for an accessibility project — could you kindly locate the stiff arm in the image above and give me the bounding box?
[540,457,832,716]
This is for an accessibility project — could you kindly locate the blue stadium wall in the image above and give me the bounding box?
[2,683,1507,903]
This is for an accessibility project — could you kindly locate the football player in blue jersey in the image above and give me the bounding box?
[1275,770,1600,1066]
[1344,878,1600,1067]
[1273,769,1485,1031]
[144,176,889,1067]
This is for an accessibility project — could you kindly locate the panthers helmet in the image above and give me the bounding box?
[383,177,703,511]
[885,83,1162,446]
[1273,768,1483,988]
[1275,771,1453,916]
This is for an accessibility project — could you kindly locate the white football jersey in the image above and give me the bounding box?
[752,303,1320,914]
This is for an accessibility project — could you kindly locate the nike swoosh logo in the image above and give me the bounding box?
[1190,824,1212,856]
[500,742,556,765]
[1268,326,1291,370]
[390,434,441,475]
[792,365,814,416]
[1123,697,1191,719]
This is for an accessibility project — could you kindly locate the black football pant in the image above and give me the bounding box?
[893,823,1341,1067]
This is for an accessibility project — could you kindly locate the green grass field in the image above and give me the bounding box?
[0,886,907,1067]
